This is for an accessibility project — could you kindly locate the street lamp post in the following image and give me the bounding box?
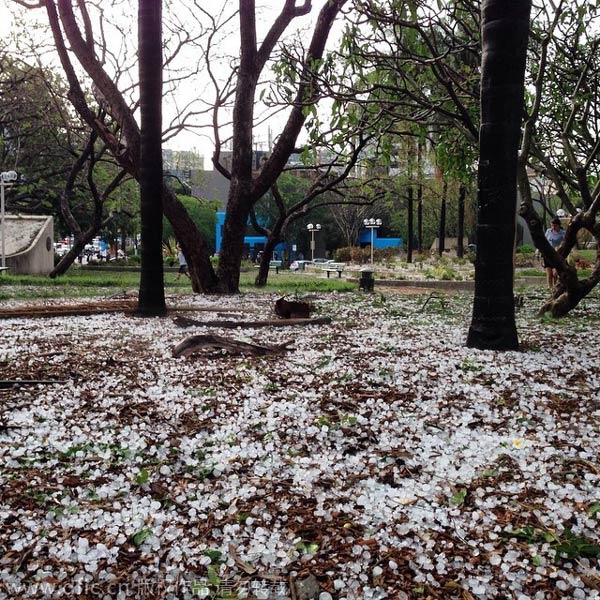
[363,217,382,265]
[306,223,321,261]
[1,171,18,269]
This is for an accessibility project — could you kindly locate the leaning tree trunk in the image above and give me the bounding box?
[467,0,531,350]
[162,186,218,293]
[137,0,166,316]
[255,231,282,287]
[520,199,600,317]
[51,235,93,277]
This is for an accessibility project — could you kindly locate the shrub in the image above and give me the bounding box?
[424,265,461,280]
[334,246,400,264]
[516,244,535,254]
[514,253,539,267]
[334,247,352,262]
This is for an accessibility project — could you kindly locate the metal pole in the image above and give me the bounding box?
[1,181,5,269]
[370,226,374,265]
[311,231,315,261]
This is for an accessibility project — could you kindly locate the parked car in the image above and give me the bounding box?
[54,243,70,257]
[290,260,311,271]
[312,258,333,264]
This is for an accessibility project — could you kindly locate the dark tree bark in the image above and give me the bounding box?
[255,232,282,287]
[406,139,415,263]
[28,1,347,294]
[515,4,600,317]
[407,185,414,263]
[417,140,423,254]
[214,0,346,293]
[50,129,129,277]
[137,0,166,316]
[438,179,447,256]
[467,0,531,350]
[520,201,600,317]
[457,183,466,259]
[44,0,218,293]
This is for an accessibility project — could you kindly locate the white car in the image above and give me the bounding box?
[54,243,70,257]
[290,260,311,271]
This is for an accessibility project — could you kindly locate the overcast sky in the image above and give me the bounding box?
[1,1,339,168]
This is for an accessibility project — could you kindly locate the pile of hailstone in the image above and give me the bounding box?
[0,290,598,599]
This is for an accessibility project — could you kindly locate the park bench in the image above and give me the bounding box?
[322,262,345,278]
[269,260,282,273]
[253,260,282,273]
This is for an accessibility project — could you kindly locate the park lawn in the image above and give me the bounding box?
[0,267,355,300]
[0,289,599,599]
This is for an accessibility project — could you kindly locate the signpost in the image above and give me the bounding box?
[363,217,382,264]
[306,223,321,261]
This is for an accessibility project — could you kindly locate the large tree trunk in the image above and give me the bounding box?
[417,139,423,254]
[214,1,345,294]
[137,0,166,316]
[216,181,253,293]
[214,0,257,294]
[467,0,531,350]
[46,1,216,294]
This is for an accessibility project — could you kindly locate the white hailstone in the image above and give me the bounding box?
[372,566,383,577]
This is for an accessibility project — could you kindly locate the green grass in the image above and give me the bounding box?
[0,265,356,300]
[0,268,183,300]
[239,270,355,293]
[578,249,596,262]
[518,269,545,277]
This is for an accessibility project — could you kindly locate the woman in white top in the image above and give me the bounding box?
[544,217,566,289]
[176,244,190,280]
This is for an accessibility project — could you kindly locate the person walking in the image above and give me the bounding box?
[176,244,190,280]
[544,217,566,289]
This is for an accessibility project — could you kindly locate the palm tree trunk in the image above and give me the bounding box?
[137,0,166,316]
[467,0,531,350]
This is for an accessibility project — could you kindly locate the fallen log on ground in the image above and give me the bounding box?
[0,379,66,389]
[172,315,332,329]
[173,334,293,358]
[0,302,251,319]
